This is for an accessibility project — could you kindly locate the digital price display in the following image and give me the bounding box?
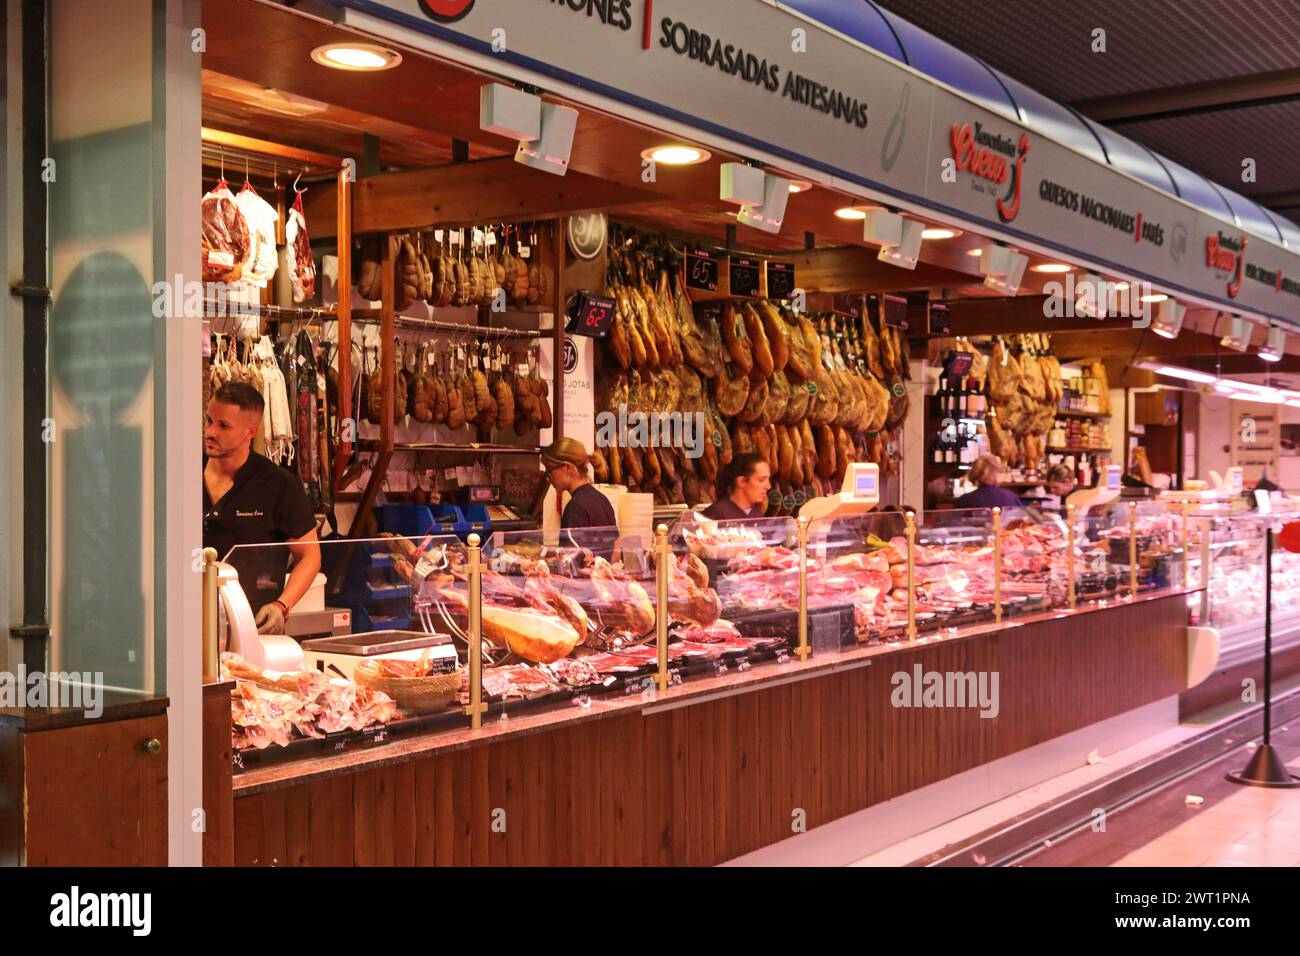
[564,291,617,338]
[1105,465,1122,491]
[685,247,719,292]
[729,257,762,297]
[943,351,973,380]
[766,261,795,300]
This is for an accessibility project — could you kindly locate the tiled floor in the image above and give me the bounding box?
[1020,725,1300,867]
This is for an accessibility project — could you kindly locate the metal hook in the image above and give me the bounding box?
[292,169,304,193]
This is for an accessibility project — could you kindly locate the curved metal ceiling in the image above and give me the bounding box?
[780,0,1300,248]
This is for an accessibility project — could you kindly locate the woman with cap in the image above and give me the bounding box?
[541,437,617,530]
[702,452,772,520]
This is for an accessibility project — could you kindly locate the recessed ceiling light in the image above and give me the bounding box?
[922,228,961,240]
[787,180,813,194]
[1112,281,1130,290]
[1031,263,1072,273]
[310,43,402,71]
[1140,293,1168,303]
[967,247,986,257]
[641,145,711,165]
[835,206,868,221]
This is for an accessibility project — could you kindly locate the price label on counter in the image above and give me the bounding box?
[766,261,795,300]
[729,257,762,297]
[883,293,910,329]
[685,247,719,293]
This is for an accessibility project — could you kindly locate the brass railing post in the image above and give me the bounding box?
[1200,517,1212,624]
[1128,501,1138,598]
[796,516,811,661]
[202,547,219,682]
[905,511,917,640]
[993,507,1003,623]
[1066,504,1076,611]
[465,533,487,730]
[1180,506,1189,588]
[655,523,671,692]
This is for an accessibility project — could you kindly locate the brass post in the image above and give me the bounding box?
[904,511,917,640]
[202,547,219,683]
[654,523,671,692]
[1066,504,1076,611]
[465,533,487,729]
[1128,501,1138,598]
[796,516,811,661]
[1200,517,1212,624]
[993,507,1003,623]
[1180,507,1189,588]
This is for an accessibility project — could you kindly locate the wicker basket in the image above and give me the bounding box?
[354,660,463,714]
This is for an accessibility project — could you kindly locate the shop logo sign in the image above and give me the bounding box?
[949,122,1031,223]
[1206,231,1247,299]
[418,0,475,22]
[1170,222,1189,264]
[562,337,578,373]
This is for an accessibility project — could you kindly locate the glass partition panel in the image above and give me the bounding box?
[1072,499,1132,602]
[1131,499,1184,593]
[805,510,908,647]
[913,508,998,630]
[672,514,798,621]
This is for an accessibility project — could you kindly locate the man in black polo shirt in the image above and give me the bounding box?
[203,382,320,634]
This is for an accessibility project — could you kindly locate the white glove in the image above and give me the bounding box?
[254,602,286,635]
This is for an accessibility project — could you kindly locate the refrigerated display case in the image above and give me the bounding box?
[212,502,1193,768]
[1187,510,1300,668]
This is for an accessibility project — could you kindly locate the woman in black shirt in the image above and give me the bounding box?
[541,438,618,536]
[702,453,771,521]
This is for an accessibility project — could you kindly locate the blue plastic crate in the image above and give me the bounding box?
[376,504,436,537]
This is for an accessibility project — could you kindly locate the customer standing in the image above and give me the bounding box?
[953,454,1023,510]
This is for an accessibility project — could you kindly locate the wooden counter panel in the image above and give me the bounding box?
[232,594,1187,866]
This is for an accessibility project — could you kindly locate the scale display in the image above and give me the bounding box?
[853,464,878,499]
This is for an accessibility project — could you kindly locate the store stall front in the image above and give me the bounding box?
[156,0,1285,868]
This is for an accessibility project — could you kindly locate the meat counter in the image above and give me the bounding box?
[215,502,1191,767]
[207,505,1198,865]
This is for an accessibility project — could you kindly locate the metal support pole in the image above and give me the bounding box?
[796,516,811,661]
[465,533,486,729]
[202,548,219,683]
[655,524,671,691]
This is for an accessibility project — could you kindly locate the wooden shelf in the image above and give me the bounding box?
[1047,446,1113,455]
[1055,408,1109,419]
